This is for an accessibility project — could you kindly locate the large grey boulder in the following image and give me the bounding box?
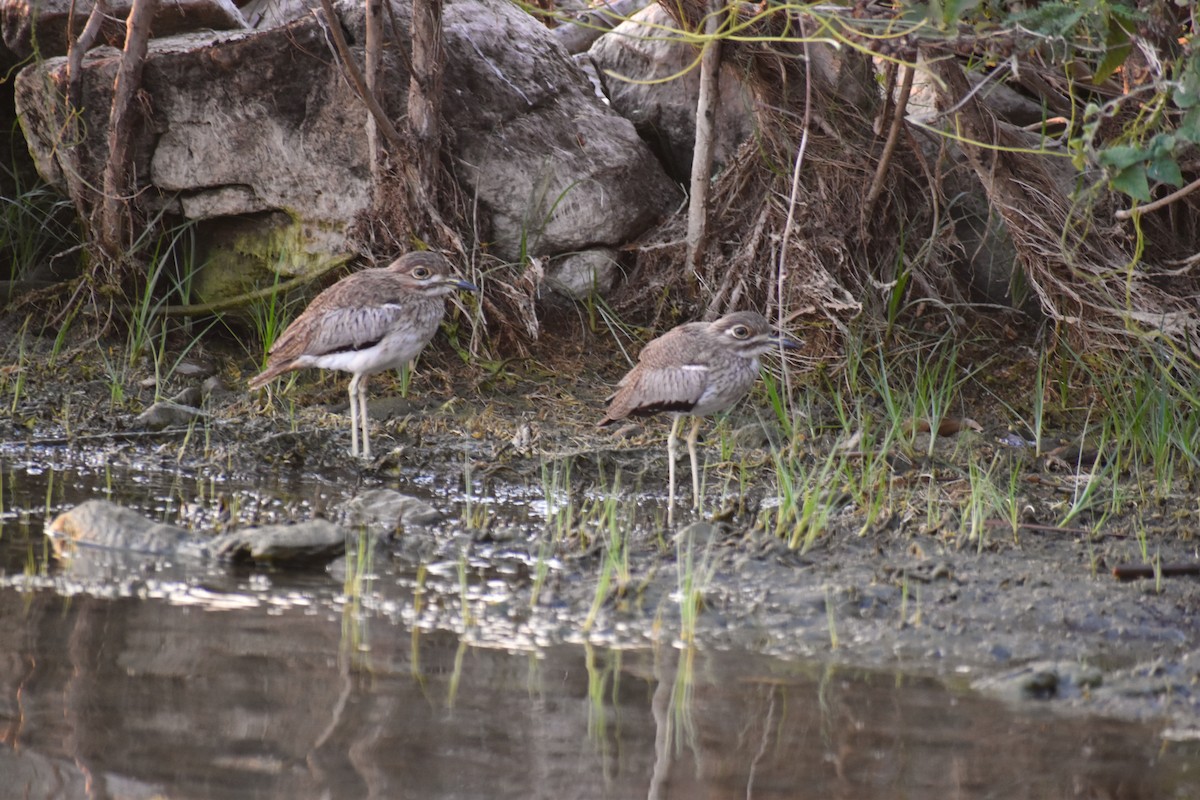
[587,5,756,182]
[13,0,679,304]
[439,0,680,259]
[15,21,365,301]
[1,0,246,59]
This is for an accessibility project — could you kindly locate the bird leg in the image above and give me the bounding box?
[686,417,703,512]
[358,374,372,460]
[667,415,683,528]
[347,374,361,457]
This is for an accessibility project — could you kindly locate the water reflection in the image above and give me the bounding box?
[0,586,1195,800]
[1,459,1197,799]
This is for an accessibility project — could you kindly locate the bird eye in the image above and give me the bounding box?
[412,267,430,279]
[731,325,750,339]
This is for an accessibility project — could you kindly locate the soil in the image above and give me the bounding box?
[2,312,1198,733]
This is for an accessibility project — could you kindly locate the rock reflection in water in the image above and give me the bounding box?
[0,588,1194,800]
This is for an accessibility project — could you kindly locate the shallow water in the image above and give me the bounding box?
[1,456,1198,799]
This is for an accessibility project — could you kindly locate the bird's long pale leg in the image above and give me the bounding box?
[348,374,361,457]
[686,417,702,512]
[667,415,683,528]
[358,375,372,460]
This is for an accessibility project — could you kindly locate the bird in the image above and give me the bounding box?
[598,311,795,526]
[248,251,477,459]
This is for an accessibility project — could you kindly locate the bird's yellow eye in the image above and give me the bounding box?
[731,325,750,339]
[412,267,430,279]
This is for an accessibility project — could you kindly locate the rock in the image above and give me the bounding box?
[201,375,225,398]
[343,488,443,531]
[205,519,345,565]
[13,0,680,304]
[174,359,216,379]
[135,400,204,430]
[974,660,1104,703]
[552,0,647,55]
[587,5,756,182]
[240,0,318,30]
[674,520,732,545]
[440,0,681,261]
[46,499,345,567]
[545,248,620,299]
[730,421,785,450]
[14,21,365,301]
[47,499,193,557]
[1,0,246,59]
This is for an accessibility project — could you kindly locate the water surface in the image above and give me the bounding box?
[1,457,1196,799]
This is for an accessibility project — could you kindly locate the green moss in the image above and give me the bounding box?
[191,212,352,306]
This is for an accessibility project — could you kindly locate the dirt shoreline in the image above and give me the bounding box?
[2,323,1198,734]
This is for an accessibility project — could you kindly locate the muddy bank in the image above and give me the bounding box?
[1,321,1198,735]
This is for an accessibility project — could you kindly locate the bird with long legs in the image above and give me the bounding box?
[249,251,477,459]
[599,311,796,526]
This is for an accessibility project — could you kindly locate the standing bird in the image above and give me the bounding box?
[248,251,477,459]
[598,311,794,526]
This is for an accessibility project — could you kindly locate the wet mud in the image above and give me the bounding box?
[2,320,1199,738]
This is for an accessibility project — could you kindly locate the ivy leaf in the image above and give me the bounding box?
[1147,156,1183,188]
[1097,145,1151,169]
[1110,164,1151,202]
[1148,132,1176,159]
[1174,56,1200,109]
[1178,108,1200,144]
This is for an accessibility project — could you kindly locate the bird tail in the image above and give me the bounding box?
[247,362,294,390]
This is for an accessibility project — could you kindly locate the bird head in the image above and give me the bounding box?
[712,311,800,356]
[389,251,479,295]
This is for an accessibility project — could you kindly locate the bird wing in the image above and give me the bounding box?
[602,362,710,421]
[268,270,437,362]
[600,324,714,422]
[295,303,421,358]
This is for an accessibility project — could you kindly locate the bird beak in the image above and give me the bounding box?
[450,278,479,292]
[774,334,801,350]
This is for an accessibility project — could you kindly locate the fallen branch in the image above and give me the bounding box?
[66,0,108,111]
[982,519,1098,537]
[158,260,346,316]
[1115,175,1200,220]
[408,0,445,198]
[1112,563,1200,582]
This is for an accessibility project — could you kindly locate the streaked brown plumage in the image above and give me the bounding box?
[249,251,477,458]
[599,311,793,525]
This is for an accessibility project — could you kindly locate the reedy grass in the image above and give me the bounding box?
[341,528,375,665]
[243,257,298,368]
[6,316,31,416]
[0,154,80,282]
[583,643,621,762]
[675,521,718,645]
[580,470,635,633]
[540,457,577,544]
[758,319,1200,551]
[460,456,492,532]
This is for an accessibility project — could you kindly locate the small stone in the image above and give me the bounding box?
[546,249,620,299]
[169,386,203,407]
[202,375,226,397]
[175,359,216,378]
[207,519,346,565]
[342,488,443,531]
[135,400,205,430]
